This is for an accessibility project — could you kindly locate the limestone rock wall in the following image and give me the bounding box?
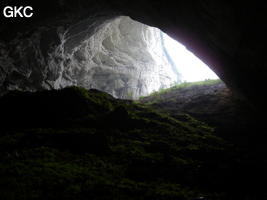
[0,25,64,94]
[0,16,179,99]
[48,16,180,99]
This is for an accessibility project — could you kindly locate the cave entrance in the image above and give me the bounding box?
[60,16,219,99]
[0,15,221,100]
[48,16,220,100]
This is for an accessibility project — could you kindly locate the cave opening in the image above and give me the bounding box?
[162,32,219,83]
[0,15,221,100]
[0,2,266,199]
[50,15,220,100]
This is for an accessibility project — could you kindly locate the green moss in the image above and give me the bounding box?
[0,86,244,199]
[139,79,222,100]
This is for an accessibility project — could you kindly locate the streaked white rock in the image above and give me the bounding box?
[0,16,180,99]
[48,16,179,99]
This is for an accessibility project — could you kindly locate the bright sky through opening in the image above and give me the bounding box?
[163,33,219,82]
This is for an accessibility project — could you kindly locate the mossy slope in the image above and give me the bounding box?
[0,87,246,199]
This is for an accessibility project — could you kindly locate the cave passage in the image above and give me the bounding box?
[58,16,221,99]
[0,16,220,100]
[0,1,266,199]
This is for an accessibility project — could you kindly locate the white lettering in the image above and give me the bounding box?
[3,6,34,18]
[3,6,13,18]
[23,6,33,18]
[14,6,23,17]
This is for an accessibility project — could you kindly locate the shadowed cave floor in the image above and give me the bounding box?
[0,85,266,200]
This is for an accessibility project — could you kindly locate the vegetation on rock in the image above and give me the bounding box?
[140,79,222,100]
[0,86,263,199]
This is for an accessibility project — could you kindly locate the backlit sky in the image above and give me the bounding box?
[163,33,219,82]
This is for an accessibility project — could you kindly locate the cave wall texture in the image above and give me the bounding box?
[49,16,178,99]
[0,15,178,99]
[0,1,267,109]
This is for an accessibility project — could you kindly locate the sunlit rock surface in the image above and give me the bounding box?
[0,16,179,99]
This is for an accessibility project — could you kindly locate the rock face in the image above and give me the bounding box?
[0,16,179,99]
[51,16,179,99]
[140,81,259,141]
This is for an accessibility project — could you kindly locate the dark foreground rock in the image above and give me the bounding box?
[140,80,260,141]
[0,86,264,199]
[140,81,267,199]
